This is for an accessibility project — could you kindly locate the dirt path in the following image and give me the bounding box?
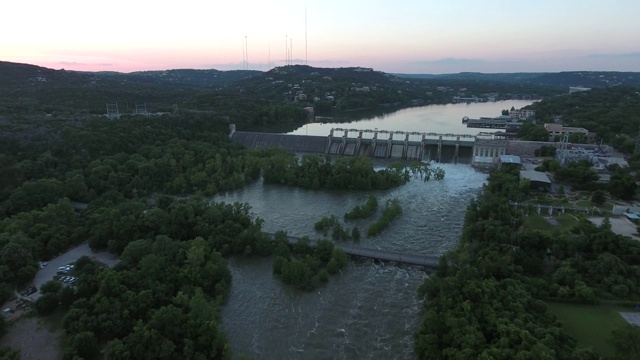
[0,317,60,360]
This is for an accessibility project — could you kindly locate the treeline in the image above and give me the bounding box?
[314,215,359,241]
[263,154,410,191]
[415,166,640,358]
[315,195,403,240]
[367,199,402,237]
[272,234,349,291]
[407,161,446,182]
[0,115,266,216]
[344,195,378,220]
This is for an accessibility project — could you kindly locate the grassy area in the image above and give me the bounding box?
[555,213,580,231]
[40,308,67,332]
[546,302,631,357]
[575,200,614,211]
[522,213,578,233]
[523,214,551,232]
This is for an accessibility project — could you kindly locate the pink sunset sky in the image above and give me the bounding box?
[2,0,639,74]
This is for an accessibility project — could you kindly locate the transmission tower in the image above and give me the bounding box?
[134,103,148,116]
[106,103,120,120]
[558,133,569,165]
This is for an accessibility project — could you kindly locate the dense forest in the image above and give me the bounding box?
[0,61,560,122]
[0,107,423,357]
[414,167,640,359]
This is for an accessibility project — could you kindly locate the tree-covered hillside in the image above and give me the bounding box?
[399,71,640,88]
[0,61,562,122]
[527,86,640,151]
[415,166,640,359]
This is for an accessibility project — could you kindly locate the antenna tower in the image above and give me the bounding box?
[305,5,308,65]
[242,37,245,70]
[245,35,249,70]
[635,124,640,154]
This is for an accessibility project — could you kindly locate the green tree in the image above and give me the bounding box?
[66,331,99,360]
[609,171,637,200]
[0,316,7,337]
[518,123,549,141]
[591,190,606,206]
[35,293,59,315]
[351,227,361,241]
[611,325,640,360]
[40,279,62,294]
[0,346,20,360]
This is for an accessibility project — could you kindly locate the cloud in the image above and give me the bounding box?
[57,61,114,67]
[585,52,640,59]
[307,59,352,66]
[410,57,489,66]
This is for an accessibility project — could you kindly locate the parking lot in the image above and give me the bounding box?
[589,217,640,240]
[28,242,119,300]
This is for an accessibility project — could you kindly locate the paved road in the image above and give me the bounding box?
[27,243,119,300]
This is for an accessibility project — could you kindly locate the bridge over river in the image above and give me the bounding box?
[268,233,441,268]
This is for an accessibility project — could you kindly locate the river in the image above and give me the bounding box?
[217,100,534,359]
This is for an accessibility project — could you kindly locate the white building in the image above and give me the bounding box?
[510,109,536,120]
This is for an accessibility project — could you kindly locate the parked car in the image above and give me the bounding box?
[25,286,37,296]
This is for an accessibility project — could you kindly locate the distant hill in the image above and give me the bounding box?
[396,71,640,88]
[126,69,262,88]
[0,61,561,117]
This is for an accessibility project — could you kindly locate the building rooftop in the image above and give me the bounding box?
[520,170,551,184]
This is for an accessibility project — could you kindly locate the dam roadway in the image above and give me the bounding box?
[270,233,441,267]
[333,243,441,267]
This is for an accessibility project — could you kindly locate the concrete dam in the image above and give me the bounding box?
[230,126,506,165]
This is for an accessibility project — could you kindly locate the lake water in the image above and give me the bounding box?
[218,100,534,359]
[289,100,538,136]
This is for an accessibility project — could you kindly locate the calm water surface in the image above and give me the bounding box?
[218,101,534,359]
[289,100,537,136]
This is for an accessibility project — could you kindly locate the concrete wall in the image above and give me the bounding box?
[507,140,557,157]
[231,132,328,153]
